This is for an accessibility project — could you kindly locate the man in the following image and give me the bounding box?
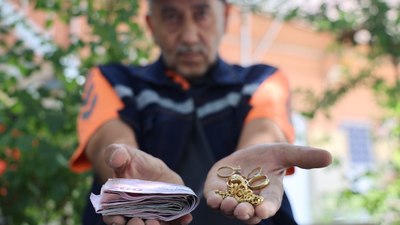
[69,0,332,224]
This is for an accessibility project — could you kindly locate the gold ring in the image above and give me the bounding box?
[217,165,241,178]
[247,167,262,180]
[247,175,270,190]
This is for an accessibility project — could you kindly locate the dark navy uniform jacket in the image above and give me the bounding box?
[70,56,296,225]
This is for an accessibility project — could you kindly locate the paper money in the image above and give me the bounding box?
[90,178,199,221]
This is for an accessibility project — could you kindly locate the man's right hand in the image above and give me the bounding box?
[103,144,183,183]
[101,144,192,225]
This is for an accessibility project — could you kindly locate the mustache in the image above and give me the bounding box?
[176,44,207,54]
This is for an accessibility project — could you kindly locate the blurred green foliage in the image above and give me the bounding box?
[277,0,400,224]
[273,0,400,118]
[0,0,149,224]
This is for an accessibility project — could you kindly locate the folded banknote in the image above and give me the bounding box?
[90,178,199,221]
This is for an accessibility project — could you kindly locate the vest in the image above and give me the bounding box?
[98,56,278,170]
[83,57,297,225]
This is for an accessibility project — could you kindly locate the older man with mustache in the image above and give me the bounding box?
[70,0,332,225]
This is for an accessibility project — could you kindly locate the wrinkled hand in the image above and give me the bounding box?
[204,143,332,224]
[102,144,192,225]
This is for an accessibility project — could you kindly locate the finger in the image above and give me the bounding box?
[233,202,254,221]
[220,197,238,215]
[160,214,193,225]
[103,215,127,225]
[276,144,332,169]
[104,144,183,184]
[127,218,145,225]
[178,214,193,225]
[104,144,132,177]
[206,191,224,209]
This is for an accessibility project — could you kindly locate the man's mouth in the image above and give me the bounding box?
[178,52,203,63]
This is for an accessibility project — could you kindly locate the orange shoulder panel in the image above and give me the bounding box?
[69,67,124,173]
[245,70,295,144]
[245,71,295,175]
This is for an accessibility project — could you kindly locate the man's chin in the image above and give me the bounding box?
[176,65,208,79]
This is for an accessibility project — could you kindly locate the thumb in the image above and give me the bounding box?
[103,143,184,184]
[104,144,132,178]
[276,144,333,169]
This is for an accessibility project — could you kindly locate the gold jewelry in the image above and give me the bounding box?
[215,165,270,206]
[247,174,270,190]
[246,167,262,180]
[215,173,264,206]
[226,173,248,186]
[216,165,241,178]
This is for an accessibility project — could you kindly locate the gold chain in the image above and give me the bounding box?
[215,173,265,206]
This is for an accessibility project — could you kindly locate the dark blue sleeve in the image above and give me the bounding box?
[99,64,140,133]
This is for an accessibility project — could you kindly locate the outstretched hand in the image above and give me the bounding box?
[204,143,332,224]
[101,144,192,225]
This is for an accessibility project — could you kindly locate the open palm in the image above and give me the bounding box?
[204,143,332,224]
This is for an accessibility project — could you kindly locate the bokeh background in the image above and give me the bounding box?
[1,0,399,224]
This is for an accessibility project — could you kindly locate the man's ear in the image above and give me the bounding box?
[145,14,154,34]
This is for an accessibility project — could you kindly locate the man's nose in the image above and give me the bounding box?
[180,20,200,44]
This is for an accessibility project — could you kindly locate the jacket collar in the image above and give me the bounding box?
[134,55,243,86]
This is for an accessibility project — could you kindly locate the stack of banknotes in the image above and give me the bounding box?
[90,178,200,221]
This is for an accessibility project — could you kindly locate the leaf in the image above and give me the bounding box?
[16,135,34,153]
[0,0,145,223]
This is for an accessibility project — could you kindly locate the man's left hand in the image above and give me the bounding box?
[203,143,332,224]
